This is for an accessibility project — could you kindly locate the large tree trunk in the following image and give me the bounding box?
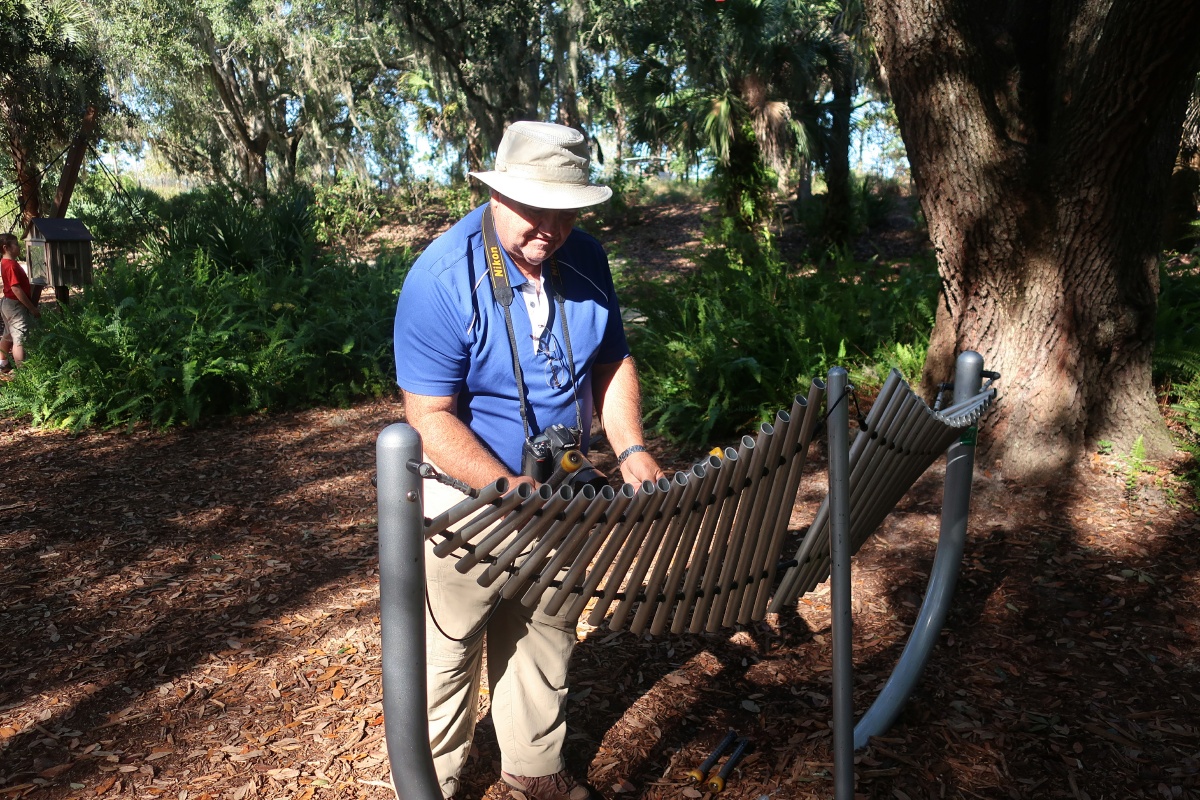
[2,97,41,232]
[864,0,1200,481]
[50,104,98,218]
[822,32,856,247]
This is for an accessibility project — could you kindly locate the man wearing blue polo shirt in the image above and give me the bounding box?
[393,121,664,800]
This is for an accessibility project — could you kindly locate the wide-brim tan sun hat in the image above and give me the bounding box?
[470,121,612,210]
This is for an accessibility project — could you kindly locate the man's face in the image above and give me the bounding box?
[489,193,578,272]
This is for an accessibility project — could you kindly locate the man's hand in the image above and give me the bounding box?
[618,449,665,485]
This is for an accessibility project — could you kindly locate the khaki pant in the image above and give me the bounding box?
[396,467,577,799]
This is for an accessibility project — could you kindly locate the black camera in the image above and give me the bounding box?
[522,423,609,490]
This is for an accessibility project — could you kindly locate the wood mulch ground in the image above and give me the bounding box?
[2,399,1198,800]
[3,200,1200,799]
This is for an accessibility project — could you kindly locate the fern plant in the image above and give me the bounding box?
[0,190,412,430]
[625,224,938,445]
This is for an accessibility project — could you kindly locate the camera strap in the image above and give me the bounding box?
[481,206,583,439]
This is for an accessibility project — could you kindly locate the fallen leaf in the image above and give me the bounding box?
[38,762,72,779]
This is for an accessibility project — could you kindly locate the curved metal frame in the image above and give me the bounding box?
[375,353,991,798]
[376,424,441,800]
[850,351,984,749]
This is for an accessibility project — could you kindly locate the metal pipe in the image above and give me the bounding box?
[853,351,986,749]
[454,484,554,572]
[774,375,907,609]
[783,376,923,601]
[630,465,707,633]
[480,486,575,586]
[567,480,658,622]
[672,446,740,634]
[501,484,597,601]
[728,411,791,625]
[520,484,617,609]
[650,455,722,635]
[432,482,533,557]
[592,476,676,629]
[826,368,854,800]
[707,423,773,631]
[545,484,636,616]
[691,436,755,633]
[424,476,510,539]
[376,423,441,800]
[614,474,691,633]
[756,382,824,618]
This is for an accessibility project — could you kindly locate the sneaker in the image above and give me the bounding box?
[501,770,599,800]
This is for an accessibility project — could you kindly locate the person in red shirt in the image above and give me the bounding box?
[0,232,41,371]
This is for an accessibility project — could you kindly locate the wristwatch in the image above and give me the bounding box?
[617,444,648,465]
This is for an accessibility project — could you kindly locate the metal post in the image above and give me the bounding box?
[377,423,442,800]
[827,367,854,800]
[852,351,985,749]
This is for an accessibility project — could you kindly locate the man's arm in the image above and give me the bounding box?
[403,390,531,490]
[591,356,665,484]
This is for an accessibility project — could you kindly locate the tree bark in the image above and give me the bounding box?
[822,32,857,247]
[51,104,98,218]
[864,0,1200,480]
[2,96,41,233]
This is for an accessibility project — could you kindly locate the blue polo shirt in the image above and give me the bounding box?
[394,204,629,475]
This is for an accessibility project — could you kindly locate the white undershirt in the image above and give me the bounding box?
[517,274,550,343]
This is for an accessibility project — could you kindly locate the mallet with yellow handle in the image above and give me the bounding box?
[687,729,737,784]
[707,737,750,793]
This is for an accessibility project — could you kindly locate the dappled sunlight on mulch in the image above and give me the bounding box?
[2,396,1199,799]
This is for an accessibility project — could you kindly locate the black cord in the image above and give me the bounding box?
[820,384,863,429]
[424,587,500,643]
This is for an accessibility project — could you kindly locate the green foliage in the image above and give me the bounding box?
[312,176,382,251]
[797,173,909,249]
[143,186,319,273]
[624,225,938,444]
[0,191,412,430]
[71,170,166,253]
[1154,257,1200,493]
[591,168,649,227]
[1120,435,1153,501]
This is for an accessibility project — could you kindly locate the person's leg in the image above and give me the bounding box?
[1,301,28,365]
[0,301,13,367]
[406,469,507,799]
[424,542,509,797]
[488,589,578,780]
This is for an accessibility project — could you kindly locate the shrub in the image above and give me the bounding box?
[1155,254,1200,492]
[624,226,937,444]
[0,191,412,430]
[312,176,382,252]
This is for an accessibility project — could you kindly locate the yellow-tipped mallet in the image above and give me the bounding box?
[687,729,737,784]
[707,736,750,793]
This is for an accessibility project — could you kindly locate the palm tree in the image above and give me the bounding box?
[608,0,828,230]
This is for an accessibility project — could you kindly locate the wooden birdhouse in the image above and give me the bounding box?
[25,218,94,287]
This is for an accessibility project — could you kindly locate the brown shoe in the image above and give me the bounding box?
[501,770,598,800]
